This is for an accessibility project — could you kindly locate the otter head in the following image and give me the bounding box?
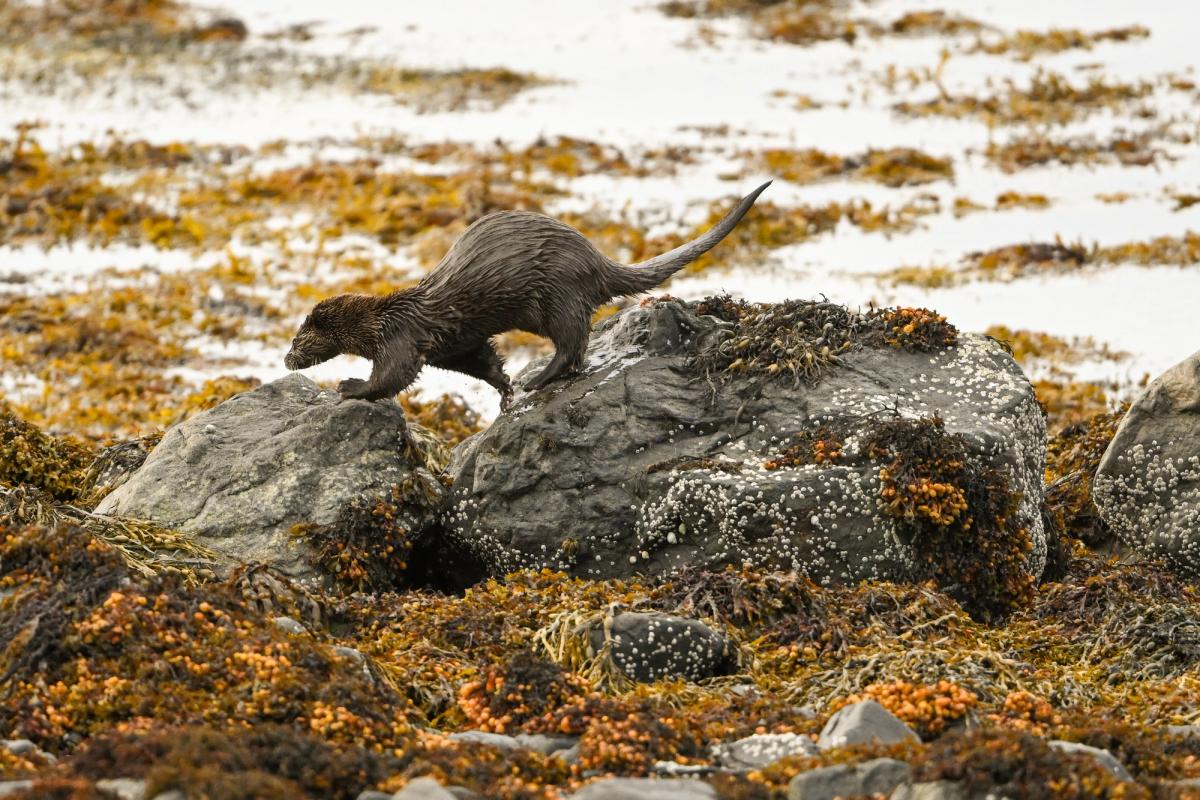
[284,294,381,370]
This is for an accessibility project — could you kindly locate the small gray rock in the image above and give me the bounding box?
[789,758,911,800]
[0,739,54,765]
[514,733,578,755]
[569,777,718,799]
[712,733,818,769]
[588,612,734,683]
[392,777,457,800]
[1048,740,1133,782]
[1168,725,1200,739]
[817,700,920,749]
[271,616,306,635]
[445,787,482,800]
[96,778,148,800]
[334,645,367,664]
[448,731,521,751]
[356,791,393,800]
[890,781,966,800]
[0,782,33,799]
[554,743,581,765]
[149,791,186,800]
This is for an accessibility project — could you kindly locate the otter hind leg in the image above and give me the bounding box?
[523,314,588,392]
[430,341,514,409]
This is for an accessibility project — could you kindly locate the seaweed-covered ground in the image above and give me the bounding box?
[2,0,1199,797]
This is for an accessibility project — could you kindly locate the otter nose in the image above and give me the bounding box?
[284,351,299,370]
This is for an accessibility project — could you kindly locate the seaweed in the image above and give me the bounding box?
[864,415,1034,620]
[0,404,94,501]
[911,728,1142,798]
[691,296,958,387]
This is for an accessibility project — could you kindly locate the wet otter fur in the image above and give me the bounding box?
[284,180,771,408]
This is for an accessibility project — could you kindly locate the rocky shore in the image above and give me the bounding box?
[3,297,1200,798]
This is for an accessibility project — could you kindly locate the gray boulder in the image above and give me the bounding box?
[1048,740,1133,782]
[96,374,442,582]
[1094,349,1200,575]
[569,777,717,799]
[0,783,32,799]
[447,299,1045,584]
[788,757,911,800]
[711,732,818,769]
[817,700,920,749]
[588,612,735,682]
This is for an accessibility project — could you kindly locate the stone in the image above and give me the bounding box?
[587,611,735,683]
[271,615,306,635]
[890,782,966,800]
[0,783,32,798]
[817,700,920,749]
[514,733,579,755]
[788,758,911,800]
[447,299,1046,585]
[1048,740,1133,782]
[554,743,581,765]
[568,777,718,799]
[96,374,442,582]
[1167,725,1200,739]
[712,732,818,769]
[445,788,483,800]
[96,778,148,800]
[1094,349,1200,576]
[392,778,457,799]
[0,739,54,764]
[356,792,393,800]
[447,731,521,751]
[149,792,185,800]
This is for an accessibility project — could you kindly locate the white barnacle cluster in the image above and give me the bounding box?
[1094,441,1200,573]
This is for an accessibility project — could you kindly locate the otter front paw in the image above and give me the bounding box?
[337,378,369,400]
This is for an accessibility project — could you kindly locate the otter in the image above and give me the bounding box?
[284,180,771,408]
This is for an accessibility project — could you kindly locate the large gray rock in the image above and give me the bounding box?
[97,374,441,581]
[817,700,920,749]
[569,777,717,799]
[447,299,1045,584]
[588,612,735,682]
[1094,349,1200,575]
[711,732,818,769]
[788,758,911,800]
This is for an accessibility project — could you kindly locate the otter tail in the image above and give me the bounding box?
[607,180,771,296]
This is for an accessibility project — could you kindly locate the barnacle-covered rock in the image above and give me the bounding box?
[586,611,736,683]
[1094,349,1200,575]
[711,733,818,769]
[97,374,442,583]
[447,298,1046,610]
